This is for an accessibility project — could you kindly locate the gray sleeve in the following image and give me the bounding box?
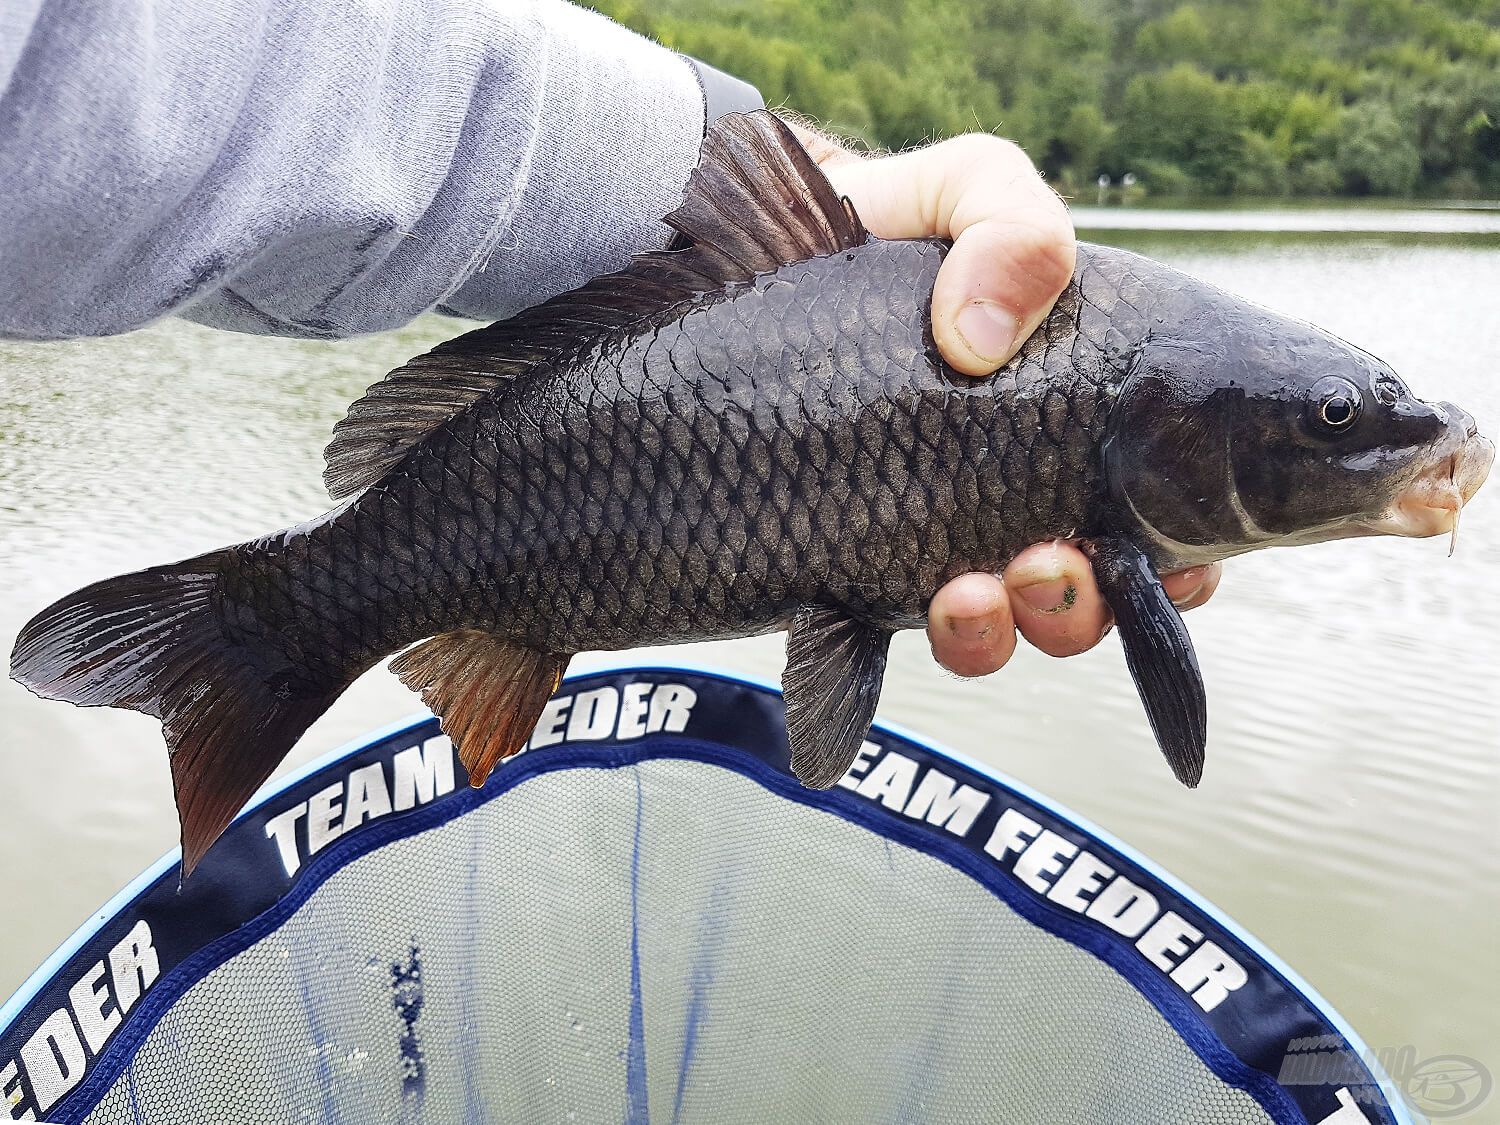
[0,0,713,340]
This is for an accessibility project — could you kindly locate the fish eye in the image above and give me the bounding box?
[1309,376,1361,433]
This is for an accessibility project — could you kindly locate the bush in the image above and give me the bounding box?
[1233,130,1291,196]
[1134,159,1199,198]
[1441,168,1484,199]
[1292,159,1344,195]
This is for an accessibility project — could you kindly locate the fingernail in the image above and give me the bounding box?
[945,611,997,642]
[955,300,1019,365]
[1016,577,1076,614]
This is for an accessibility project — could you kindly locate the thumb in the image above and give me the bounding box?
[819,133,1077,377]
[933,214,1077,376]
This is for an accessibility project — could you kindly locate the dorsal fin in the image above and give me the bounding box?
[323,110,868,499]
[663,110,866,273]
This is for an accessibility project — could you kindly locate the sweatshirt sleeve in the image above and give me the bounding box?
[0,0,718,340]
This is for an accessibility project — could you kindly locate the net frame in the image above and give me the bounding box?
[0,665,1413,1125]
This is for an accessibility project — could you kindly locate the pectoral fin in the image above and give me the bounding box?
[391,631,569,788]
[783,607,893,789]
[1083,539,1208,787]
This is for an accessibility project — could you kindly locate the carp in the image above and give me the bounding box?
[12,112,1492,871]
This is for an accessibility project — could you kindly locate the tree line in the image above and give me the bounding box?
[592,0,1500,198]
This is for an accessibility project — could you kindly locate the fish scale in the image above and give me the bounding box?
[220,238,1130,679]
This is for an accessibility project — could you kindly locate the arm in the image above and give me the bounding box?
[0,0,710,339]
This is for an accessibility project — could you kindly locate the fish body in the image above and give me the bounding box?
[11,112,1492,870]
[231,236,1130,673]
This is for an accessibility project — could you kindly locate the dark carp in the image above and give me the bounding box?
[12,112,1493,871]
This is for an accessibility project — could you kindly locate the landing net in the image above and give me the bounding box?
[0,667,1410,1124]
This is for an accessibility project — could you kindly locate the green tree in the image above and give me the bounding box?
[1054,103,1112,186]
[589,0,1500,199]
[1134,5,1212,66]
[1335,101,1422,194]
[1113,64,1248,193]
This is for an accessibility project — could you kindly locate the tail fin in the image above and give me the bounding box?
[11,551,343,875]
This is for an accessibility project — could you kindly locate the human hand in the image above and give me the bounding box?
[783,118,1222,675]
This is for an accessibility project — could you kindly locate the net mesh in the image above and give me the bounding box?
[81,758,1271,1125]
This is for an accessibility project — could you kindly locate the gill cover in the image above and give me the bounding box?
[1102,286,1455,566]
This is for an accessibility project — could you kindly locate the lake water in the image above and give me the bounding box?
[2,212,1497,1101]
[1071,203,1500,234]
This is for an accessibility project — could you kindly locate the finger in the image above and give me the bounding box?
[1004,541,1111,658]
[820,134,1075,376]
[1162,563,1222,612]
[933,214,1077,376]
[927,571,1018,677]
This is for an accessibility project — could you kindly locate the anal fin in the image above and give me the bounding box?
[1084,539,1208,787]
[783,607,892,789]
[391,631,569,788]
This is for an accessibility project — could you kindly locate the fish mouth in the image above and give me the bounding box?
[1361,423,1494,550]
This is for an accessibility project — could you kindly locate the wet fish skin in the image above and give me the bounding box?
[1098,270,1482,566]
[221,238,1146,683]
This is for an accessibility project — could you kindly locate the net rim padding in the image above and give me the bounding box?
[0,662,1413,1125]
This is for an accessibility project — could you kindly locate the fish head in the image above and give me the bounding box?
[1102,290,1493,567]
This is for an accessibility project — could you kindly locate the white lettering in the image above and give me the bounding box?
[1085,876,1160,938]
[264,802,308,877]
[2,1059,22,1111]
[270,741,458,876]
[392,739,455,811]
[531,697,571,748]
[1,1058,28,1121]
[1172,940,1249,1012]
[983,808,1042,862]
[66,962,119,1055]
[19,1010,84,1114]
[1137,911,1202,971]
[836,742,881,790]
[646,683,696,733]
[856,751,918,810]
[1047,851,1115,912]
[566,688,618,740]
[305,782,344,855]
[0,920,163,1117]
[1014,829,1079,894]
[901,771,989,835]
[107,920,158,1015]
[617,683,652,739]
[342,763,392,830]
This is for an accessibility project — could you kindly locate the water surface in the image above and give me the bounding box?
[1072,203,1500,234]
[1,220,1496,1093]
